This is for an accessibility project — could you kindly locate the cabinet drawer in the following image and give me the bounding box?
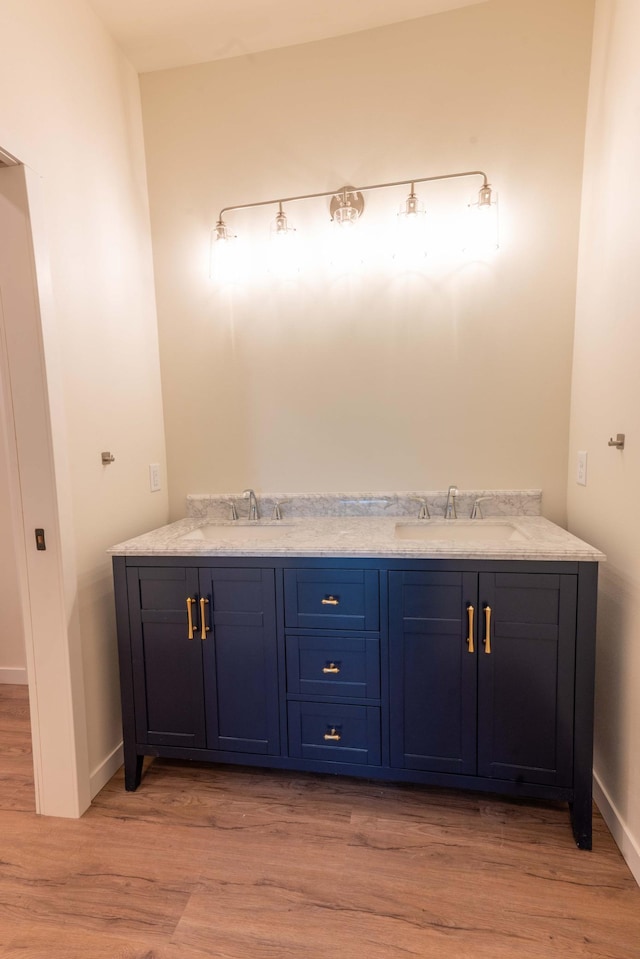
[288,702,381,765]
[284,569,379,630]
[286,634,380,699]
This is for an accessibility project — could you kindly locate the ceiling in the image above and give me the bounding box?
[88,0,488,73]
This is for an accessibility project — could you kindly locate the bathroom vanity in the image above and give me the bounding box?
[110,491,602,849]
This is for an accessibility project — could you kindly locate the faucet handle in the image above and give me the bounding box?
[227,500,238,521]
[272,499,291,520]
[410,497,430,519]
[470,496,491,520]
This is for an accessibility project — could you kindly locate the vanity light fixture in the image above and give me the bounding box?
[211,170,496,275]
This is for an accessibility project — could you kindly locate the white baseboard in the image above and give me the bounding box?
[90,741,124,800]
[0,667,28,685]
[594,771,640,887]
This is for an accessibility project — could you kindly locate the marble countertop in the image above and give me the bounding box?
[109,512,604,562]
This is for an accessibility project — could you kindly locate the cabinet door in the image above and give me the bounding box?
[201,568,280,755]
[389,571,477,774]
[478,572,576,786]
[127,566,206,748]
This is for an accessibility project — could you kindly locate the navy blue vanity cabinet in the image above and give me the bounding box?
[118,563,279,789]
[113,555,597,849]
[389,570,579,788]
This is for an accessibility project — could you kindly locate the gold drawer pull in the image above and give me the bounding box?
[186,597,195,640]
[484,605,492,654]
[200,597,210,640]
[466,604,475,653]
[321,596,339,606]
[324,727,342,742]
[322,662,341,674]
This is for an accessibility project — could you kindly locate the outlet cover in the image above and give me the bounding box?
[576,451,587,486]
[149,463,161,492]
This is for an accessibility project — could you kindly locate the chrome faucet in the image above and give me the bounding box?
[243,488,259,521]
[444,485,458,519]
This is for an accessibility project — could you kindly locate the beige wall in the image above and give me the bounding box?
[568,0,640,884]
[141,0,594,525]
[0,0,168,798]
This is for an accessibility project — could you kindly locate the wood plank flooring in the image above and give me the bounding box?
[0,684,638,958]
[0,683,34,813]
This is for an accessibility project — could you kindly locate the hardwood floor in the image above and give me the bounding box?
[0,684,638,958]
[0,683,34,814]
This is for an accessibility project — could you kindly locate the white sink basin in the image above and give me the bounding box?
[394,522,526,543]
[181,523,293,542]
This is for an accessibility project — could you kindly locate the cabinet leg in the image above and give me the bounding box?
[124,752,144,792]
[570,796,593,850]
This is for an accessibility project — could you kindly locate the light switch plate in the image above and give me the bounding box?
[576,450,587,486]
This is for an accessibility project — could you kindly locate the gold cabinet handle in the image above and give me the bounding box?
[466,604,475,653]
[200,597,210,640]
[186,597,195,640]
[324,726,341,742]
[484,605,492,654]
[321,596,339,606]
[322,662,340,674]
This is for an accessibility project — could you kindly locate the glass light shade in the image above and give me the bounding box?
[328,222,363,271]
[268,208,300,277]
[394,191,428,266]
[463,187,499,256]
[210,220,241,283]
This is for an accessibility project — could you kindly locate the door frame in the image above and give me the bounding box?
[0,157,90,817]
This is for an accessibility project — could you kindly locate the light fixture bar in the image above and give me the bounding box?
[217,169,491,222]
